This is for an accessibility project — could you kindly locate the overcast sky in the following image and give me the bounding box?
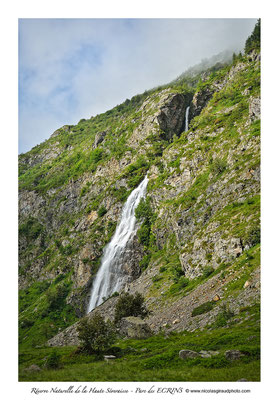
[19,18,257,154]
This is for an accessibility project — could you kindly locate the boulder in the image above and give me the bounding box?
[156,93,187,139]
[179,349,200,360]
[243,280,251,289]
[24,364,42,373]
[249,96,260,122]
[94,131,107,147]
[104,355,116,362]
[118,316,152,339]
[225,350,245,361]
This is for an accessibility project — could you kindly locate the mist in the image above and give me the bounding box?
[19,18,257,154]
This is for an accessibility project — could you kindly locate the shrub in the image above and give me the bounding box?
[45,283,69,312]
[202,266,214,279]
[137,221,151,246]
[139,253,151,271]
[210,158,227,176]
[91,148,104,163]
[214,303,235,327]
[135,197,153,221]
[243,225,260,247]
[45,350,61,369]
[97,205,107,218]
[177,276,190,289]
[19,217,43,241]
[172,265,185,283]
[135,197,155,247]
[77,312,116,355]
[192,301,215,317]
[114,292,149,323]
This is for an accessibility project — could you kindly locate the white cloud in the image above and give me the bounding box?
[19,18,257,153]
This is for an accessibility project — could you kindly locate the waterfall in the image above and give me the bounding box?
[87,175,149,313]
[185,106,190,131]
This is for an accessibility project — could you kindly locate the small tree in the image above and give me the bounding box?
[114,292,149,323]
[77,312,116,355]
[245,19,261,54]
[45,350,61,369]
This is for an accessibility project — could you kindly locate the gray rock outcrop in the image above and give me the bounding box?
[179,349,200,359]
[118,316,152,339]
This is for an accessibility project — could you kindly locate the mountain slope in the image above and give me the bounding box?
[19,46,260,352]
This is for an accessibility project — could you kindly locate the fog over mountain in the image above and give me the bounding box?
[19,18,256,153]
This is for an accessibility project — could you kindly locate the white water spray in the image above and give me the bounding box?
[185,106,190,131]
[87,175,149,313]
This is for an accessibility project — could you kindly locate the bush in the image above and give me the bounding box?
[202,266,215,279]
[171,265,185,283]
[91,148,104,163]
[97,205,107,217]
[77,312,116,355]
[45,350,61,369]
[137,222,151,246]
[114,292,149,323]
[135,197,155,247]
[243,225,260,247]
[45,283,69,312]
[192,301,215,317]
[210,158,227,176]
[139,253,151,271]
[135,197,153,221]
[19,217,43,241]
[214,304,235,327]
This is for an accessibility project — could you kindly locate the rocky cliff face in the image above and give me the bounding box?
[19,50,260,348]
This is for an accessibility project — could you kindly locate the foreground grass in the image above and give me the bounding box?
[19,314,260,382]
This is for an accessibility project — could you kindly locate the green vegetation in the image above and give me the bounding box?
[114,292,149,323]
[19,217,44,241]
[135,197,155,247]
[19,312,260,381]
[212,304,235,328]
[19,277,78,349]
[45,350,61,369]
[210,157,227,176]
[192,301,215,317]
[245,19,260,54]
[77,312,116,356]
[18,22,260,383]
[97,205,107,217]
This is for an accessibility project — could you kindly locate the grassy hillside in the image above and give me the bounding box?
[18,22,260,381]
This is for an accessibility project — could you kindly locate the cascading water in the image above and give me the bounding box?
[185,106,190,131]
[87,175,149,313]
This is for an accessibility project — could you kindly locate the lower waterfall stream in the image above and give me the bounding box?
[87,175,149,313]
